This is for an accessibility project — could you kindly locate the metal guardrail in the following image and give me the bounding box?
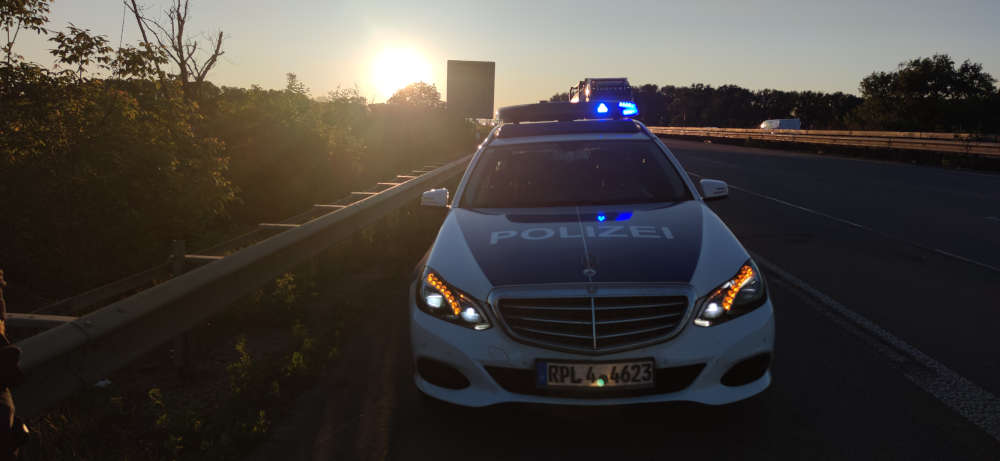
[657,127,1000,142]
[647,127,1000,157]
[29,263,172,315]
[14,155,471,417]
[23,166,455,318]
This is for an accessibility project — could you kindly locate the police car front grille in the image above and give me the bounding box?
[497,296,688,353]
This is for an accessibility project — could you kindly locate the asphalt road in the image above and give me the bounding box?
[286,140,1000,460]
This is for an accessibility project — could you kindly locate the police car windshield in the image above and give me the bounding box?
[461,140,691,208]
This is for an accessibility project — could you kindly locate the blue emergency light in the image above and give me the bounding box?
[594,211,632,222]
[618,101,638,116]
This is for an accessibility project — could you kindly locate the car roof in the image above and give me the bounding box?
[495,120,643,139]
[489,132,651,146]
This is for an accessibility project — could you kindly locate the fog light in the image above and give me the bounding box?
[425,293,443,309]
[460,307,481,324]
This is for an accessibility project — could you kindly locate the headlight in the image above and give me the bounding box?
[416,268,491,330]
[694,260,767,327]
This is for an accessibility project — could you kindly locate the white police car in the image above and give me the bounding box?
[410,100,774,406]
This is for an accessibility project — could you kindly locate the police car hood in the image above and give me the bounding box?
[441,201,706,286]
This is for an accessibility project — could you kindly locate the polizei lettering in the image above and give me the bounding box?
[490,226,674,245]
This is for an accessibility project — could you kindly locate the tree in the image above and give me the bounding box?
[109,44,168,80]
[1,3,235,295]
[789,91,861,130]
[852,54,997,132]
[285,72,308,95]
[752,88,796,124]
[1,0,49,65]
[126,0,224,84]
[631,84,667,125]
[387,81,443,109]
[323,86,366,105]
[48,24,112,80]
[549,92,569,102]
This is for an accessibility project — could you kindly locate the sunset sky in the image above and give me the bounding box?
[15,0,1000,107]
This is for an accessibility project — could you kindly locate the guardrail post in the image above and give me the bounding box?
[171,240,191,371]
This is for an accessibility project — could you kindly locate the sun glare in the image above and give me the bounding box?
[372,47,432,102]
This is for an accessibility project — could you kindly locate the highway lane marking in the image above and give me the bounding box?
[686,171,1000,274]
[753,253,1000,443]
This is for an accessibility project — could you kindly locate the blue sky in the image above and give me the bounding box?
[15,0,1000,107]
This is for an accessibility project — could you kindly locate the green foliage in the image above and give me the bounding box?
[633,83,862,130]
[852,54,999,132]
[111,44,168,80]
[48,24,112,80]
[133,380,275,460]
[272,272,297,307]
[0,61,235,294]
[0,14,474,299]
[549,91,570,102]
[194,81,470,228]
[1,0,51,64]
[251,410,270,434]
[226,336,253,395]
[24,198,446,460]
[283,351,306,376]
[387,81,444,109]
[628,54,998,133]
[284,72,307,95]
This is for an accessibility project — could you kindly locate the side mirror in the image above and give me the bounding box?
[700,179,729,201]
[421,188,450,208]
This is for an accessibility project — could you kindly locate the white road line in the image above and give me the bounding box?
[753,253,1000,443]
[687,171,1000,274]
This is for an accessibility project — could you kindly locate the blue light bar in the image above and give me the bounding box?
[497,101,639,123]
[596,213,607,222]
[619,101,638,117]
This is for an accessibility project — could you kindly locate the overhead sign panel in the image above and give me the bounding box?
[447,60,495,119]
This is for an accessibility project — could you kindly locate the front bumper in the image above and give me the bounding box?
[409,282,775,407]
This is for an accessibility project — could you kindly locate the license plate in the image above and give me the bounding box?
[537,359,655,389]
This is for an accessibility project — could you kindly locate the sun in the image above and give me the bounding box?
[371,47,432,103]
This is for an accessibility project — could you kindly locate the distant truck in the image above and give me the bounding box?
[569,78,633,103]
[759,118,801,130]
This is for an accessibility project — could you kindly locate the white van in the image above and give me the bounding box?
[759,118,801,130]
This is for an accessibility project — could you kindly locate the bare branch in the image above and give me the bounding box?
[194,30,223,82]
[125,0,167,77]
[184,40,198,76]
[122,0,224,84]
[125,0,150,45]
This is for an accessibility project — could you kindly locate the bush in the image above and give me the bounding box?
[1,63,234,295]
[2,61,475,298]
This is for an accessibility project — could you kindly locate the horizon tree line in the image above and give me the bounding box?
[551,55,1000,133]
